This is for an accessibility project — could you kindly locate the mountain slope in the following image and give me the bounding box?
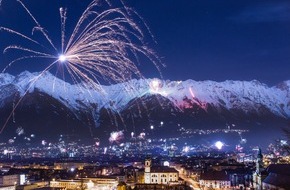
[0,71,289,141]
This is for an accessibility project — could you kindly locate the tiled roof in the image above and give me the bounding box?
[200,171,229,181]
[149,166,178,173]
[263,173,290,189]
[266,164,290,176]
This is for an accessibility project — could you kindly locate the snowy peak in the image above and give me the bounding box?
[0,71,289,120]
[0,72,15,86]
[275,80,290,93]
[140,79,290,118]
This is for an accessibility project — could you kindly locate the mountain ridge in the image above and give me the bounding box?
[0,71,289,144]
[0,71,289,119]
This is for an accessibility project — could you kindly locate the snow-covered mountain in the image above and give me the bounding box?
[1,71,289,116]
[0,71,289,140]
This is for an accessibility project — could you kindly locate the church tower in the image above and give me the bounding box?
[256,148,263,174]
[144,158,151,183]
[253,148,264,190]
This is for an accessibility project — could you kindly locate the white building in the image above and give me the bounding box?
[144,158,179,184]
[253,148,266,190]
[0,174,21,186]
[50,177,118,190]
[199,170,231,189]
[0,186,14,190]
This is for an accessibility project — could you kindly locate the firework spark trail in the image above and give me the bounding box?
[0,60,58,134]
[0,0,163,134]
[16,0,57,51]
[2,55,55,73]
[60,1,161,84]
[64,0,100,52]
[1,0,162,86]
[4,45,53,57]
[0,27,41,46]
[59,7,67,53]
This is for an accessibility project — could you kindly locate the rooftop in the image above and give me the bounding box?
[266,164,290,176]
[150,166,178,173]
[200,170,229,181]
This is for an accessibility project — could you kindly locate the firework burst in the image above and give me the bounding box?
[0,0,163,133]
[1,0,161,85]
[109,130,124,143]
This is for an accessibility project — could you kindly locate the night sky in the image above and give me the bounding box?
[0,0,289,85]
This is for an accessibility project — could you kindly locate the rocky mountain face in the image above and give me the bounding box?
[0,71,289,142]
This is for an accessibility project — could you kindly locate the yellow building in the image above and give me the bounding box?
[54,162,94,170]
[50,177,118,190]
[50,179,84,189]
[117,182,127,190]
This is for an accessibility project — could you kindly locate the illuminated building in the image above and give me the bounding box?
[50,179,84,189]
[50,177,118,190]
[253,148,267,190]
[144,158,179,184]
[117,182,127,190]
[0,186,14,190]
[54,162,93,170]
[199,171,231,189]
[87,177,118,189]
[0,174,22,186]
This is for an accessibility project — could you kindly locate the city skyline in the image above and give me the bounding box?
[0,0,289,146]
[0,1,289,190]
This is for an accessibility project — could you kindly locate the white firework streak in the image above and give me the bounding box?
[0,0,163,133]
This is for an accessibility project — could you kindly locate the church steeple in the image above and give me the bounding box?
[145,158,151,173]
[144,158,152,184]
[253,148,264,190]
[256,148,263,174]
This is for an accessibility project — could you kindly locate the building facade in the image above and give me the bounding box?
[50,177,118,190]
[144,158,179,184]
[253,148,267,190]
[0,174,20,186]
[199,170,231,189]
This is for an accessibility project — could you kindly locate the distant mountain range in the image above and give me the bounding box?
[0,71,289,143]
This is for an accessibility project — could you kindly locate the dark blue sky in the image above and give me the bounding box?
[0,0,289,85]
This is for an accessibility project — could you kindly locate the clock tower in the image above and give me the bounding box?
[144,158,151,183]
